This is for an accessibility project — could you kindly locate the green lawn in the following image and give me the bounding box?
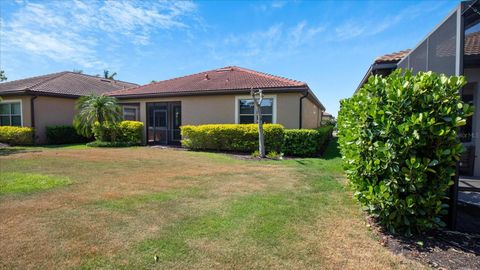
[0,141,421,269]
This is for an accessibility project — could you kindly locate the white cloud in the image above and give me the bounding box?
[209,21,324,63]
[255,1,287,12]
[1,0,198,68]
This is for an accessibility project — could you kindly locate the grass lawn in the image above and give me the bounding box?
[0,141,422,269]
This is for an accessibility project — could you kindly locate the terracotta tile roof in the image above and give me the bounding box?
[0,71,138,97]
[464,31,480,55]
[374,50,411,64]
[108,66,307,97]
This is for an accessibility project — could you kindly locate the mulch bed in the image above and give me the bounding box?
[367,217,480,270]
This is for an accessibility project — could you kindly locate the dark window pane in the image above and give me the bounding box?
[0,116,10,126]
[260,98,273,114]
[240,115,255,124]
[262,115,273,124]
[11,116,21,126]
[124,115,136,121]
[0,104,10,115]
[239,100,254,114]
[11,103,21,115]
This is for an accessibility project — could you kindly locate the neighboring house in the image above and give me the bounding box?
[322,112,335,121]
[0,72,138,143]
[108,66,325,145]
[356,0,480,178]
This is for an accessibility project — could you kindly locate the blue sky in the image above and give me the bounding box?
[0,0,459,116]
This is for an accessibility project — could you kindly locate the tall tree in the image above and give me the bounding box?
[251,88,265,158]
[0,70,7,82]
[73,94,122,137]
[103,70,117,80]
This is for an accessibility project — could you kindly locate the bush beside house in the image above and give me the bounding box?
[0,126,34,145]
[46,125,91,144]
[337,70,473,235]
[283,126,333,156]
[181,124,333,157]
[181,124,285,153]
[89,120,144,147]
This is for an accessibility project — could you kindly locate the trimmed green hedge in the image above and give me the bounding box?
[337,70,473,235]
[181,124,285,152]
[92,120,144,145]
[283,126,333,157]
[0,126,34,145]
[46,125,91,144]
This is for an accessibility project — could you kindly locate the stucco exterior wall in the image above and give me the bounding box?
[464,68,480,177]
[301,97,321,129]
[33,96,77,143]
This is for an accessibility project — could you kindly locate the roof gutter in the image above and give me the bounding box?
[299,90,309,129]
[30,95,38,128]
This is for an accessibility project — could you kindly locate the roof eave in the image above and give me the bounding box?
[110,86,310,99]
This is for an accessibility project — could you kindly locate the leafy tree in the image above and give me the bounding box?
[103,70,117,80]
[73,94,122,137]
[0,70,7,82]
[337,70,473,235]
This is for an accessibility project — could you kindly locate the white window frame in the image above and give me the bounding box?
[235,95,277,124]
[0,99,23,126]
[122,105,139,121]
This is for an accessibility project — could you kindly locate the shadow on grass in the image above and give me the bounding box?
[322,137,341,160]
[0,148,39,156]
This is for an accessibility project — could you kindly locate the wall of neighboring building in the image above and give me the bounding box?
[119,92,318,141]
[301,97,322,129]
[464,68,480,177]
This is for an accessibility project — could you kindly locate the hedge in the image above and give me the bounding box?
[337,70,473,235]
[0,126,34,145]
[283,126,333,156]
[92,120,144,145]
[181,124,284,152]
[46,125,91,144]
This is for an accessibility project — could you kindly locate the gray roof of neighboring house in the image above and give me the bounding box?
[0,72,138,98]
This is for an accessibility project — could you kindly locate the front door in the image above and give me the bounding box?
[147,102,181,145]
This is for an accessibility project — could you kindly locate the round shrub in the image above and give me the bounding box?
[337,70,473,235]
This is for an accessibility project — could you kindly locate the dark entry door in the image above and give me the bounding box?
[147,102,181,145]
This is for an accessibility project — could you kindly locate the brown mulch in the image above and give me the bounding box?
[367,217,480,270]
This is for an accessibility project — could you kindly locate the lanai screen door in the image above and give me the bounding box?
[147,102,181,145]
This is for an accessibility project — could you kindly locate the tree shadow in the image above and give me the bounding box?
[0,147,39,156]
[322,137,341,160]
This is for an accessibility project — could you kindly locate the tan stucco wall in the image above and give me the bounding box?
[301,97,321,129]
[465,68,480,177]
[0,95,32,127]
[33,96,77,143]
[120,92,310,139]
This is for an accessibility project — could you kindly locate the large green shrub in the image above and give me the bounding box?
[283,126,333,157]
[181,124,284,152]
[0,126,34,145]
[337,70,473,235]
[46,125,91,144]
[92,120,144,145]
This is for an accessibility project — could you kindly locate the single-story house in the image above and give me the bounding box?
[0,72,138,143]
[356,0,480,178]
[108,66,325,145]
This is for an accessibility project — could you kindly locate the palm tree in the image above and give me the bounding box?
[0,70,7,82]
[73,94,122,137]
[103,70,117,80]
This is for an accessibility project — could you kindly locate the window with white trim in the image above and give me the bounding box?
[122,106,139,121]
[0,101,22,126]
[237,97,274,124]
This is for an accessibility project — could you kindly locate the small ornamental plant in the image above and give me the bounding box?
[337,70,473,235]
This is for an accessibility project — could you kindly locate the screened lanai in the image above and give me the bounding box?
[394,0,480,232]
